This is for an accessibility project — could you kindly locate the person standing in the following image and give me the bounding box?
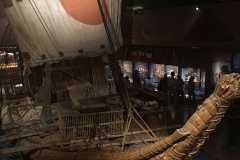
[187,76,196,101]
[157,74,168,92]
[168,72,177,108]
[124,76,130,83]
[133,70,141,88]
[176,75,184,106]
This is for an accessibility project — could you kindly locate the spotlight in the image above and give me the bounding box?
[196,7,199,11]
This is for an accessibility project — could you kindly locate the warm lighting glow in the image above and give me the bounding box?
[15,84,23,87]
[196,7,199,10]
[2,63,18,68]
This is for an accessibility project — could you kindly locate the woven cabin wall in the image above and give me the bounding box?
[92,67,108,87]
[30,65,44,87]
[35,87,44,103]
[50,57,109,102]
[68,57,93,84]
[29,65,45,103]
[92,56,108,87]
[30,56,110,103]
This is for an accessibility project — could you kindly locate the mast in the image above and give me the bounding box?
[97,0,158,151]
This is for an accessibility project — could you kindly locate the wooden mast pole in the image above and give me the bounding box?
[44,62,52,117]
[97,0,158,151]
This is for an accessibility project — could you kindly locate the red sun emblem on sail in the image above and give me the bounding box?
[59,0,108,25]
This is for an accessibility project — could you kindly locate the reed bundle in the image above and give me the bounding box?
[154,73,240,159]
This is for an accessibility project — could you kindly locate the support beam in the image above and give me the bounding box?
[44,63,51,117]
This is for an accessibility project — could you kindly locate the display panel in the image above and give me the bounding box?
[153,64,165,78]
[212,61,231,84]
[152,64,165,83]
[166,65,178,77]
[122,61,133,78]
[181,67,205,96]
[135,62,148,79]
[181,68,200,81]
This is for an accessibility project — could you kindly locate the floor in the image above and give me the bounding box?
[162,98,240,160]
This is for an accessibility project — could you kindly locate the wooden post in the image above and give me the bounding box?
[44,63,52,117]
[204,50,213,97]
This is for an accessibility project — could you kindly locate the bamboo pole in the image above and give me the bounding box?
[44,63,52,118]
[1,136,171,155]
[20,128,189,160]
[107,124,182,138]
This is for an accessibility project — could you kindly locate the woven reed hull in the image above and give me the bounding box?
[20,129,189,160]
[3,73,240,160]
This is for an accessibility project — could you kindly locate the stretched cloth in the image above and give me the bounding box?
[2,0,122,66]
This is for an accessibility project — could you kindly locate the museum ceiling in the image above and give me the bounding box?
[122,0,239,10]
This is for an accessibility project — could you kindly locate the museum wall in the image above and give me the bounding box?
[121,1,240,49]
[212,50,232,63]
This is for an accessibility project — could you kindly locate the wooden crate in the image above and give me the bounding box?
[58,106,124,141]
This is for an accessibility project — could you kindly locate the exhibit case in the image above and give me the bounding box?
[153,64,165,78]
[122,61,133,79]
[166,65,178,77]
[118,60,133,81]
[181,67,205,96]
[212,61,231,85]
[135,62,148,79]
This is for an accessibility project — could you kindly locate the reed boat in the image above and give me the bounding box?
[1,0,240,159]
[1,72,240,159]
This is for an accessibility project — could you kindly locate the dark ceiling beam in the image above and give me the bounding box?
[122,0,234,10]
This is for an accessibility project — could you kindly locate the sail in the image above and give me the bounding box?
[2,0,123,66]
